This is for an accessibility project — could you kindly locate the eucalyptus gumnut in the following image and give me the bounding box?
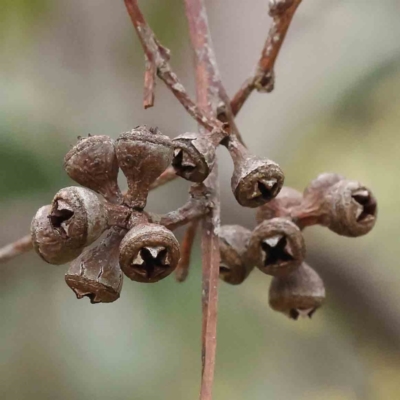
[226,136,284,208]
[303,173,344,200]
[269,262,325,320]
[119,223,180,283]
[48,186,107,254]
[247,217,305,277]
[115,126,173,209]
[31,205,83,265]
[65,227,125,304]
[325,180,377,237]
[218,225,254,285]
[172,132,216,183]
[256,186,302,223]
[64,135,122,204]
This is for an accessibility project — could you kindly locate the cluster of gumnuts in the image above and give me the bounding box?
[31,126,377,319]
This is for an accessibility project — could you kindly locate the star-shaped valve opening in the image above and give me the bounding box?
[172,148,196,175]
[49,200,74,237]
[352,189,377,223]
[131,246,171,280]
[219,263,231,276]
[261,235,294,267]
[250,178,279,203]
[289,308,316,321]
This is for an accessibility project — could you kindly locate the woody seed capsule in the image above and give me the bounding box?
[65,227,125,304]
[172,132,216,183]
[64,135,122,204]
[31,205,83,265]
[326,180,377,237]
[247,217,305,277]
[227,137,284,208]
[269,262,325,320]
[219,225,254,285]
[256,186,303,224]
[49,186,108,253]
[119,223,180,283]
[115,126,173,209]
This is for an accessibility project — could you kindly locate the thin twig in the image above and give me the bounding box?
[230,0,303,116]
[175,220,199,282]
[124,0,223,133]
[143,55,156,109]
[0,235,32,264]
[156,195,210,231]
[183,0,223,398]
[149,166,177,190]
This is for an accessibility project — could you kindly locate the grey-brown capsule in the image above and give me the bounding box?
[65,227,125,304]
[31,205,83,265]
[326,180,377,237]
[303,173,344,200]
[269,262,325,320]
[64,135,122,204]
[256,186,303,224]
[247,217,305,276]
[115,126,173,209]
[227,137,284,208]
[119,223,180,283]
[172,132,215,183]
[219,225,254,285]
[49,186,107,252]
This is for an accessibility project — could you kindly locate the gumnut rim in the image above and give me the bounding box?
[327,180,377,237]
[31,205,83,265]
[119,223,180,283]
[247,217,305,277]
[49,186,108,248]
[172,132,216,183]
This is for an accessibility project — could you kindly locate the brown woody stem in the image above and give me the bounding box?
[0,235,32,263]
[156,196,210,231]
[175,219,199,282]
[143,55,156,109]
[230,0,303,116]
[124,0,223,133]
[183,0,223,398]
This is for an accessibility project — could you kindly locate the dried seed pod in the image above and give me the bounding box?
[31,205,83,265]
[219,225,254,285]
[65,227,125,304]
[269,262,325,320]
[303,173,344,199]
[64,135,122,203]
[326,180,377,237]
[247,217,305,276]
[115,126,173,209]
[119,223,180,283]
[49,186,107,252]
[172,132,216,182]
[293,173,345,229]
[227,137,284,208]
[256,186,303,224]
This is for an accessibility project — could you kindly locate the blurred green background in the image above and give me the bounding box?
[1,0,400,399]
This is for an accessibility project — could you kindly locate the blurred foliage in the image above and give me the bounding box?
[0,0,51,54]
